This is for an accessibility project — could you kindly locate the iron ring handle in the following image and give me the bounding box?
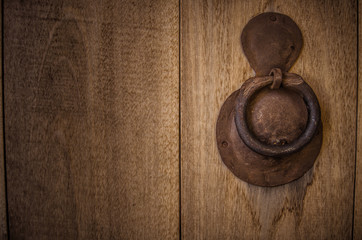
[234,72,321,157]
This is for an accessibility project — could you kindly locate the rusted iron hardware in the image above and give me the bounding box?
[216,12,323,186]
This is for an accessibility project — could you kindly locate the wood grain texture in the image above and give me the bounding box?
[4,0,179,239]
[354,1,362,239]
[181,0,357,239]
[0,1,8,239]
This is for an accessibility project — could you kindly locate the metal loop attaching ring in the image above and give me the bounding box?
[234,71,321,157]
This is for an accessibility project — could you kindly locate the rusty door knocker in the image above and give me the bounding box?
[216,12,322,186]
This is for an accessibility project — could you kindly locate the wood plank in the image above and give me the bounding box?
[354,0,362,239]
[0,1,8,239]
[181,0,357,239]
[4,1,179,239]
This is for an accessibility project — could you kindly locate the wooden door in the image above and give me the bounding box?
[1,0,361,240]
[181,0,360,239]
[2,1,179,239]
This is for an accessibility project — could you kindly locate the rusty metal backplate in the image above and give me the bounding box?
[216,90,322,187]
[241,12,303,76]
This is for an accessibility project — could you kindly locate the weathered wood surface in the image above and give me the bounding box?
[4,1,179,239]
[0,2,8,239]
[354,1,362,239]
[181,0,357,239]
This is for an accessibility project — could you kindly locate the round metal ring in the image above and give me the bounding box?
[234,73,321,157]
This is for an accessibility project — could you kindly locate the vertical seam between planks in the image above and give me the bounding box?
[178,0,182,239]
[352,0,359,239]
[1,0,9,239]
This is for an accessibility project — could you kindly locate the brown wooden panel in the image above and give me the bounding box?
[181,0,357,239]
[4,0,179,239]
[354,1,362,239]
[0,1,8,239]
